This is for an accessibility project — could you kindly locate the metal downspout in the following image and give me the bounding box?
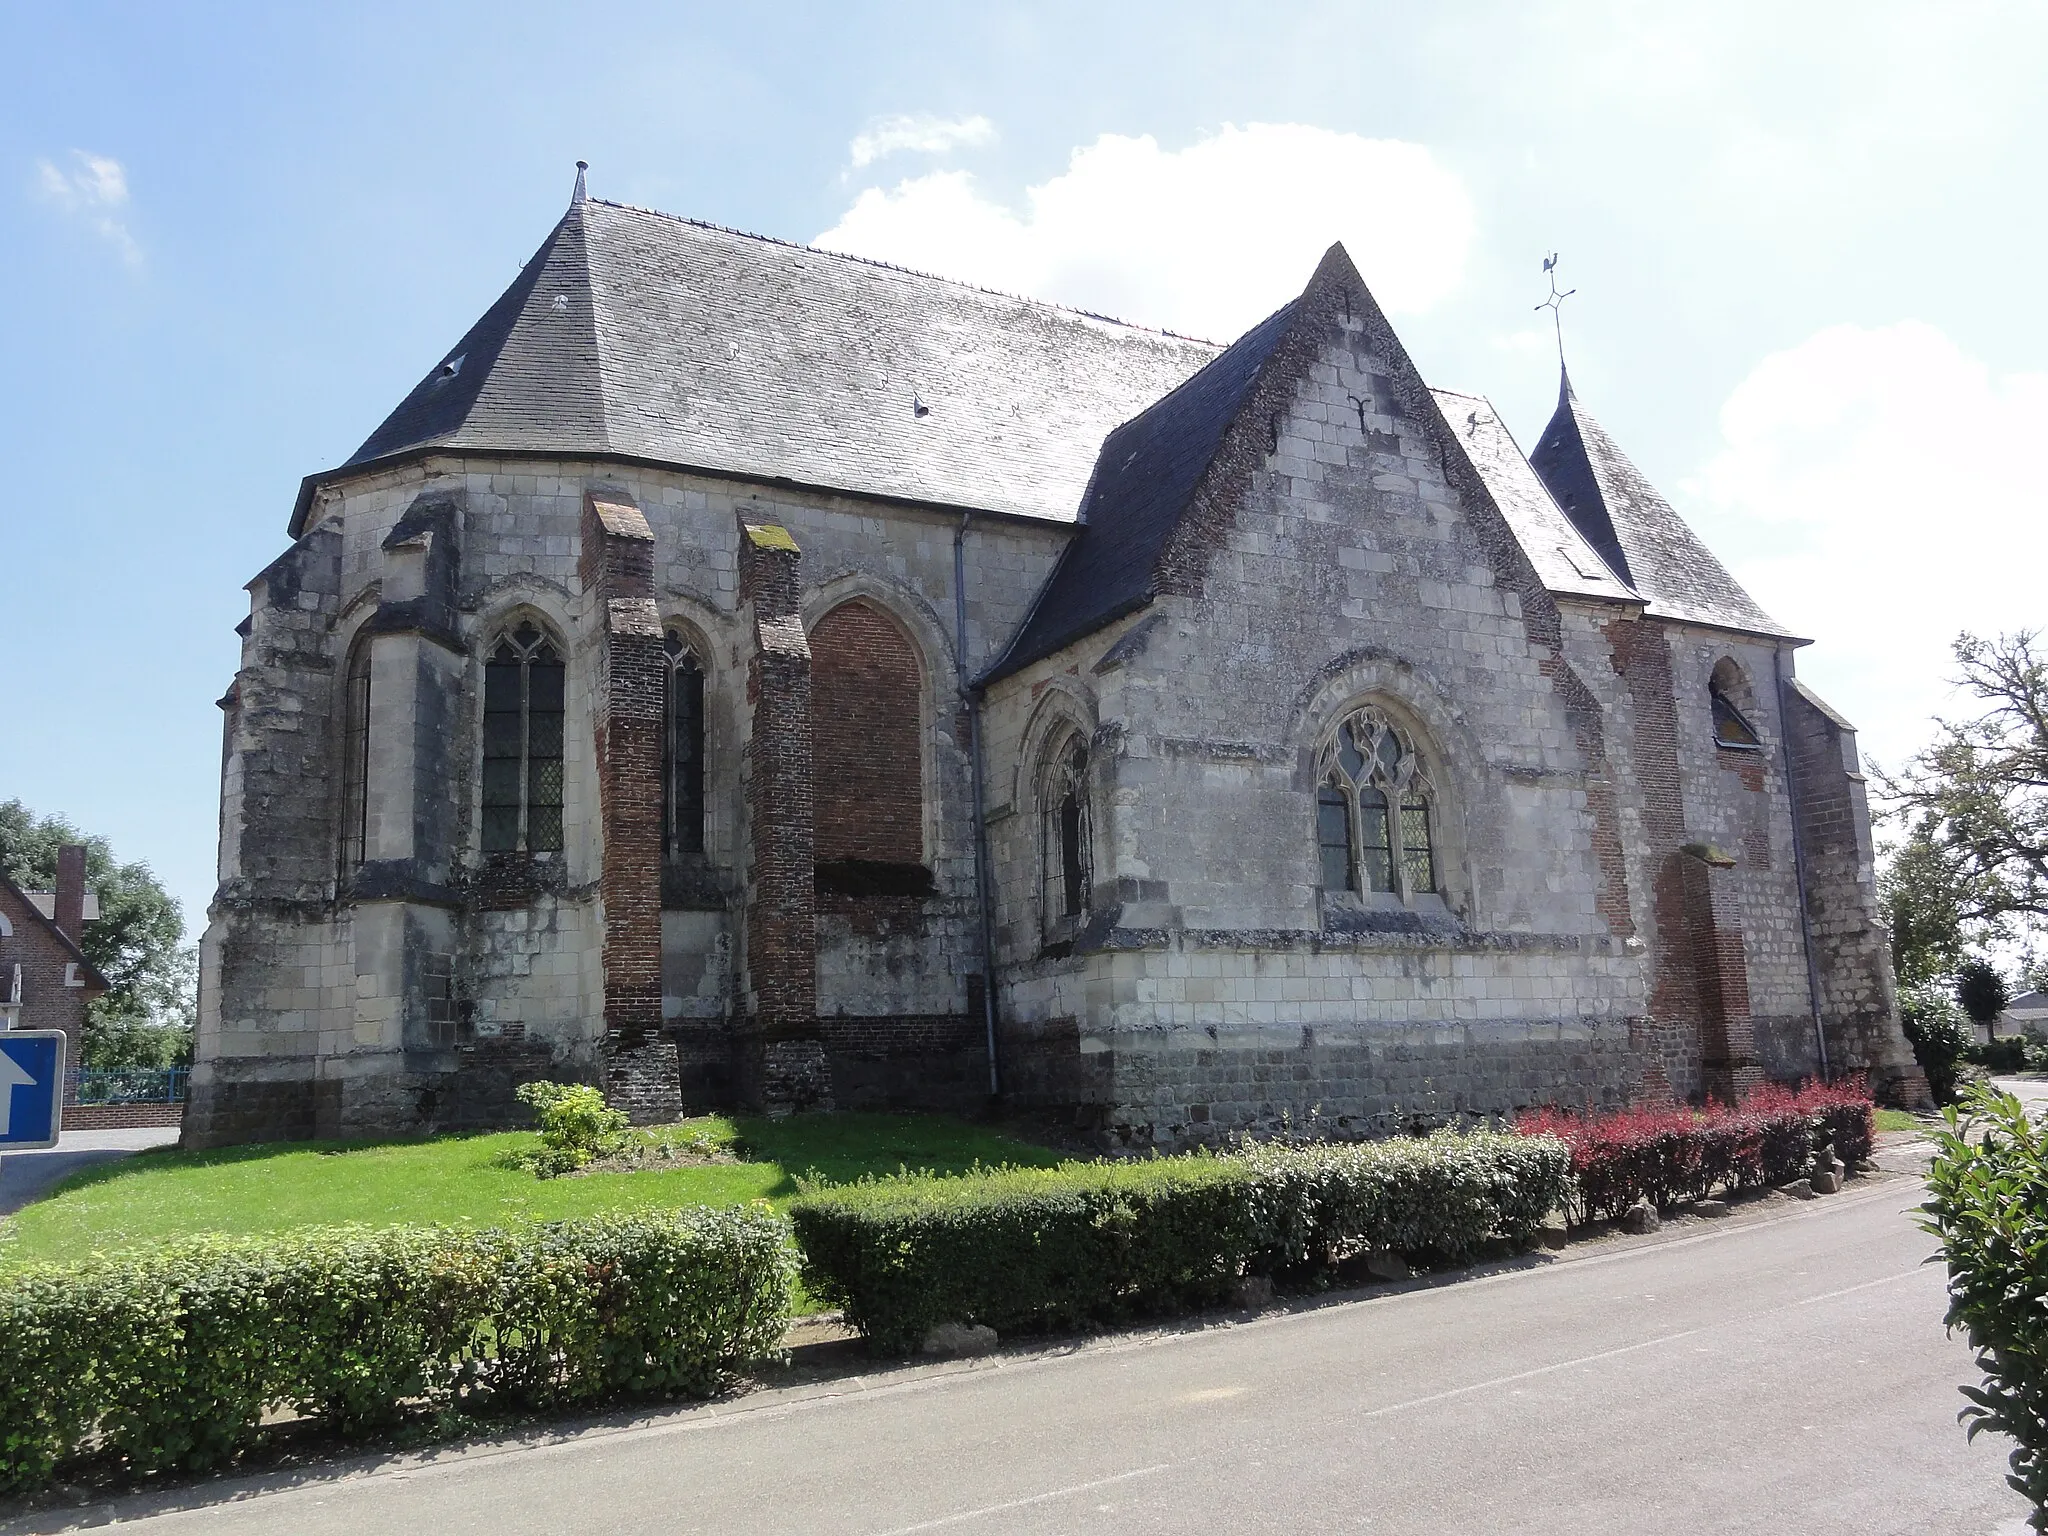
[956,516,1002,1096]
[1776,643,1831,1081]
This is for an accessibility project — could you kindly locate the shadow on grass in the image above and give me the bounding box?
[732,1112,1071,1200]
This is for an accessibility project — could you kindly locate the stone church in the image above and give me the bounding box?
[187,172,1926,1148]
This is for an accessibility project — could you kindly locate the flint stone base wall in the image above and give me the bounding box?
[180,1036,569,1148]
[1050,1016,1640,1151]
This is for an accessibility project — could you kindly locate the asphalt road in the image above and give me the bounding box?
[11,1172,2025,1536]
[0,1126,179,1217]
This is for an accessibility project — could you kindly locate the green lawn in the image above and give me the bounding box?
[1874,1107,1928,1134]
[0,1112,1066,1269]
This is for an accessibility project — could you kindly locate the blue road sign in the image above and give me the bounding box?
[0,1031,67,1150]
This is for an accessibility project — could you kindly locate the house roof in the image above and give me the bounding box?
[0,876,109,995]
[293,195,1220,535]
[1528,375,1795,638]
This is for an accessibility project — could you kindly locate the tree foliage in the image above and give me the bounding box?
[1960,958,2013,1030]
[1881,632,2048,943]
[0,800,193,1068]
[1881,816,1974,989]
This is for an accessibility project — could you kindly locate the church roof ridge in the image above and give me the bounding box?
[292,194,1226,535]
[582,195,1230,349]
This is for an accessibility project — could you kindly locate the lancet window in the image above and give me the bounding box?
[661,629,706,860]
[338,643,372,874]
[1317,705,1437,901]
[481,620,566,854]
[1042,731,1090,925]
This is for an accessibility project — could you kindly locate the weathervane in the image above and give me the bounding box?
[1535,252,1574,368]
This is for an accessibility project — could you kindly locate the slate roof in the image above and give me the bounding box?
[989,301,1302,679]
[296,197,1220,534]
[1528,375,1792,637]
[1430,388,1636,604]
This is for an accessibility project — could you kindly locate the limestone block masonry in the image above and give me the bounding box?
[187,201,1926,1147]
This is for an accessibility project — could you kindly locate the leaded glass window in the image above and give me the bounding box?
[482,620,565,854]
[661,630,705,860]
[1316,704,1441,904]
[339,644,371,874]
[1043,733,1090,924]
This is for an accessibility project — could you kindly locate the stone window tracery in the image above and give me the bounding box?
[1041,731,1091,928]
[1317,705,1438,901]
[339,642,372,875]
[481,619,566,854]
[661,629,705,861]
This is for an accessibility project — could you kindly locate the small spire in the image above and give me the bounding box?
[572,160,589,206]
[1535,251,1575,372]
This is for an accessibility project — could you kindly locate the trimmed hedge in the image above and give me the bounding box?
[1517,1080,1875,1224]
[0,1206,792,1493]
[1238,1129,1571,1275]
[791,1157,1260,1354]
[1922,1085,2048,1528]
[789,1131,1572,1354]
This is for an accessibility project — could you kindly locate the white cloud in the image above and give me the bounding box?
[848,113,996,170]
[815,123,1473,340]
[1689,322,2048,775]
[33,149,140,266]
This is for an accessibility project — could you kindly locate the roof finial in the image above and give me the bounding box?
[1536,252,1575,372]
[572,160,588,206]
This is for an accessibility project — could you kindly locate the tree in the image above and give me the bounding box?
[1880,631,2048,942]
[1880,817,1973,990]
[1958,958,2012,1036]
[0,800,194,1069]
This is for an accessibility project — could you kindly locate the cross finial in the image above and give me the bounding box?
[1535,252,1575,369]
[572,160,589,206]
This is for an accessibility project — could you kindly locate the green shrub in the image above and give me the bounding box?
[791,1156,1260,1354]
[1238,1130,1571,1274]
[1903,984,1974,1104]
[791,1131,1572,1354]
[510,1081,632,1176]
[1967,1036,2030,1074]
[1922,1086,2048,1529]
[0,1206,792,1493]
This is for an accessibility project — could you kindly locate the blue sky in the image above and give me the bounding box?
[4,1,2044,933]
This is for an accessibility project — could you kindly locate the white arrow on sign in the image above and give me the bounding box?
[0,1048,34,1137]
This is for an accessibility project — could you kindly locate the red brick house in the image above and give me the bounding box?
[0,845,107,1058]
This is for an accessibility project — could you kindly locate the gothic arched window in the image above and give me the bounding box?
[1043,732,1090,925]
[1709,660,1763,750]
[481,620,566,854]
[1317,705,1438,900]
[661,629,705,860]
[339,642,372,874]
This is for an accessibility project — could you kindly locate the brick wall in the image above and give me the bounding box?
[0,883,93,1057]
[737,519,821,1046]
[1602,616,1703,1100]
[811,600,926,867]
[582,489,667,1055]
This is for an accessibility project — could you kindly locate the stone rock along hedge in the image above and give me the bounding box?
[1923,1085,2048,1530]
[788,1131,1572,1355]
[0,1206,793,1494]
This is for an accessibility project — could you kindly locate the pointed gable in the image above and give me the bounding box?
[1529,376,1790,637]
[989,299,1301,678]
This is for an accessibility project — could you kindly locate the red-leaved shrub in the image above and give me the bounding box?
[1516,1078,1872,1225]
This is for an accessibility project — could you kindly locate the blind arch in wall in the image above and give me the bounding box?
[810,599,925,868]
